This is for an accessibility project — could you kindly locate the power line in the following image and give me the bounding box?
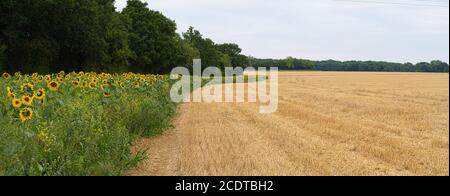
[334,0,449,7]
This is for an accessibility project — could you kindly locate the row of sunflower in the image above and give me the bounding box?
[0,71,175,176]
[2,71,164,122]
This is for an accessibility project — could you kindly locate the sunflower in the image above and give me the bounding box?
[19,108,33,122]
[72,80,80,88]
[2,72,11,80]
[21,95,33,106]
[89,82,97,89]
[47,81,60,91]
[33,89,46,100]
[21,83,35,92]
[44,75,52,82]
[12,98,22,108]
[102,91,112,97]
[57,77,64,84]
[6,87,14,97]
[36,75,44,83]
[82,81,89,88]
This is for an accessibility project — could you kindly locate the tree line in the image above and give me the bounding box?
[1,0,448,74]
[249,57,449,73]
[0,0,248,74]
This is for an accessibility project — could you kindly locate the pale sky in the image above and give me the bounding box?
[115,0,449,63]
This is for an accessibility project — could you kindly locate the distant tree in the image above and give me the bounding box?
[216,43,248,67]
[285,56,295,69]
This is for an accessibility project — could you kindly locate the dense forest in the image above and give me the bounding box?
[0,0,448,74]
[0,0,248,74]
[250,57,449,73]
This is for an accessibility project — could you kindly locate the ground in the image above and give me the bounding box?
[127,72,449,176]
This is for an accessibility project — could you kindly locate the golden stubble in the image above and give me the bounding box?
[128,72,449,176]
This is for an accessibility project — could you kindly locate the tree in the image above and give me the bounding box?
[0,0,132,73]
[172,34,200,72]
[122,0,178,73]
[217,43,248,67]
[182,27,222,68]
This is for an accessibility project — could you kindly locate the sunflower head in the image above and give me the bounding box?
[21,95,33,106]
[36,76,44,83]
[102,91,112,98]
[89,82,97,89]
[6,87,14,97]
[2,72,11,80]
[34,89,46,100]
[82,81,89,88]
[72,80,80,88]
[21,83,35,92]
[47,81,60,91]
[12,98,22,108]
[57,77,64,84]
[19,108,33,122]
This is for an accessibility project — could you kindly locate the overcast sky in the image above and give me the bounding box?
[115,0,449,63]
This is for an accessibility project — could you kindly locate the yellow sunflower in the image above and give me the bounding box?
[12,98,22,108]
[21,95,33,106]
[47,81,60,91]
[72,80,80,88]
[36,76,44,83]
[33,89,46,100]
[44,75,52,82]
[21,83,35,92]
[102,91,112,97]
[2,72,11,80]
[89,82,97,89]
[82,81,89,88]
[6,87,14,97]
[19,108,33,122]
[57,77,64,84]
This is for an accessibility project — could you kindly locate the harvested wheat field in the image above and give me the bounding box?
[128,72,449,176]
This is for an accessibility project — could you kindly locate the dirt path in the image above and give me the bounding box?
[127,72,449,176]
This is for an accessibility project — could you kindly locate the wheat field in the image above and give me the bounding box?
[129,72,449,176]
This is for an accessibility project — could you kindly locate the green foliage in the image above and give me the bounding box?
[217,43,249,67]
[0,73,176,176]
[250,57,315,70]
[0,0,247,74]
[250,58,449,73]
[122,0,178,73]
[313,60,449,72]
[182,27,248,72]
